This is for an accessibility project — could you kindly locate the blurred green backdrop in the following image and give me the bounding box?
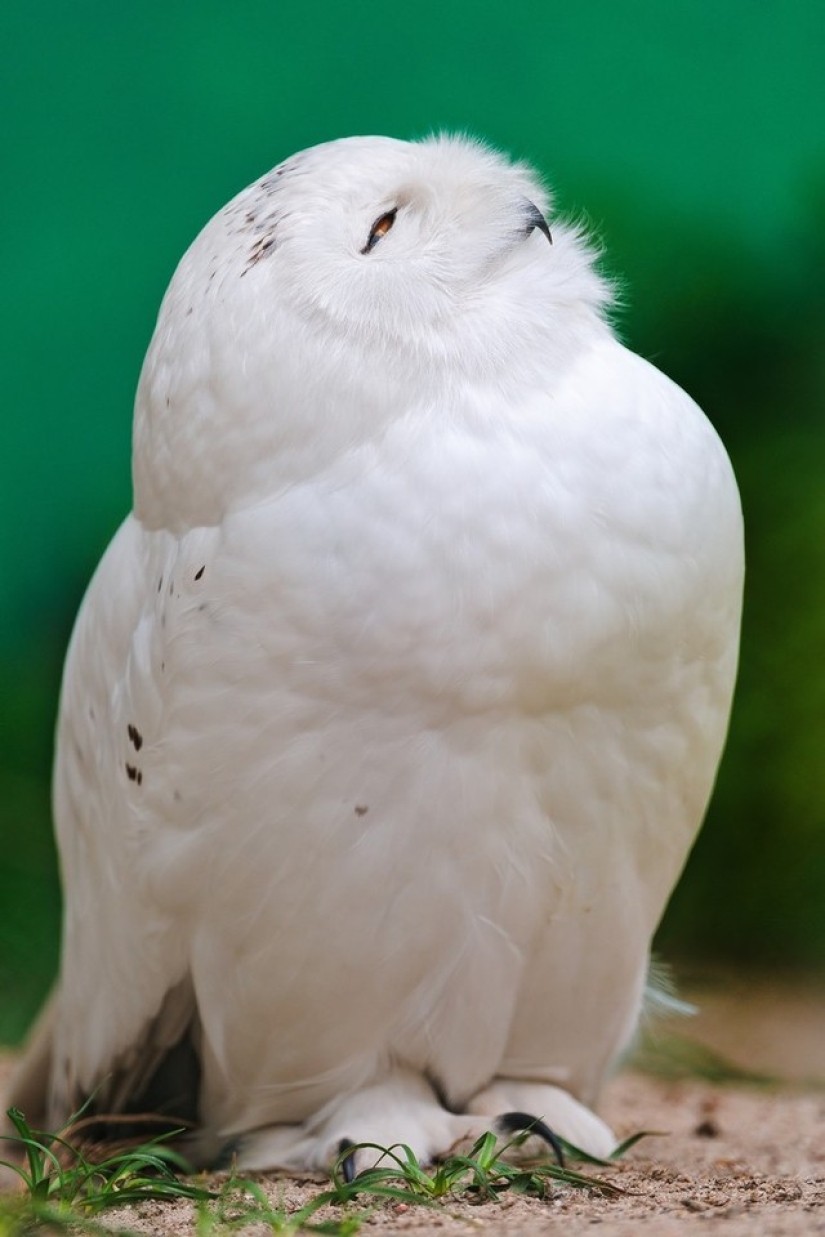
[1,1,824,1045]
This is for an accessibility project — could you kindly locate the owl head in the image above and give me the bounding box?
[133,135,610,529]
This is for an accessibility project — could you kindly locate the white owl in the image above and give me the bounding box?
[10,135,743,1175]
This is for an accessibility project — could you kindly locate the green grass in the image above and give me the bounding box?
[0,1105,213,1235]
[0,1105,641,1236]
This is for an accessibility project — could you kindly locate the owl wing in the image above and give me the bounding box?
[40,514,208,1127]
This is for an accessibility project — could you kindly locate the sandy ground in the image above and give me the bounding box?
[2,972,825,1234]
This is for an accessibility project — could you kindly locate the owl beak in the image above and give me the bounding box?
[522,199,552,245]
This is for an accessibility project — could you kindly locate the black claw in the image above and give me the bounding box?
[212,1136,242,1171]
[337,1137,358,1184]
[498,1110,565,1167]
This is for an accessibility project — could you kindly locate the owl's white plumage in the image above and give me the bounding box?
[12,134,743,1170]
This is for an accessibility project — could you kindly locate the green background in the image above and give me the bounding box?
[2,1,824,1044]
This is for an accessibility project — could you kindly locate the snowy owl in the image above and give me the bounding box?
[9,134,743,1175]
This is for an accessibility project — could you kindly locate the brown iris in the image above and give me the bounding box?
[361,208,398,254]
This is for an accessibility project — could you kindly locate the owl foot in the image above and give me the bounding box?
[467,1079,616,1160]
[231,1067,457,1174]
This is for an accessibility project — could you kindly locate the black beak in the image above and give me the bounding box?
[522,199,552,245]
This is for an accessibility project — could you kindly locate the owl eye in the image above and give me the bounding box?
[361,208,397,254]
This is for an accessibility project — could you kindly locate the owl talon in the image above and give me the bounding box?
[497,1110,565,1166]
[337,1138,358,1184]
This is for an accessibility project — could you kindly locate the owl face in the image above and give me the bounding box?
[242,136,555,341]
